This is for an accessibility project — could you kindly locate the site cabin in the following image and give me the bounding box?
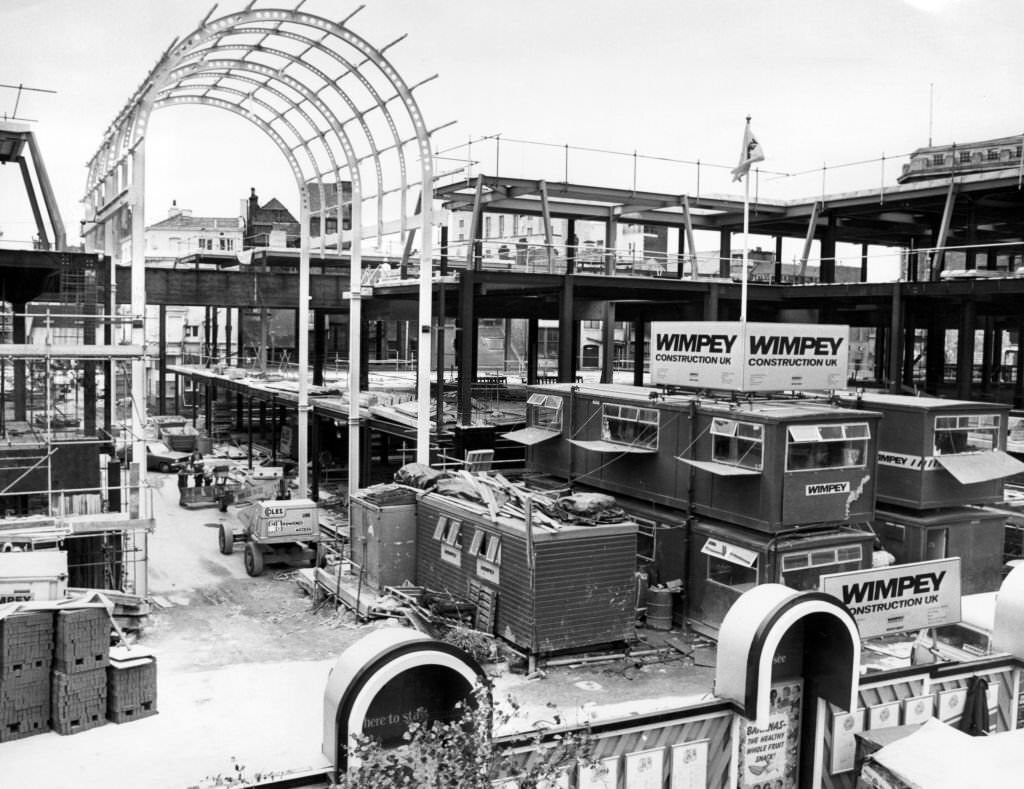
[837,392,1024,510]
[348,484,418,592]
[686,518,874,637]
[414,490,638,657]
[506,383,882,533]
[874,505,1007,594]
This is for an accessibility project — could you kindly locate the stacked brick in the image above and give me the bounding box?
[107,649,158,724]
[51,608,110,735]
[0,605,156,739]
[0,612,53,742]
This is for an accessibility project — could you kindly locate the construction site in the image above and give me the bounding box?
[7,2,1024,788]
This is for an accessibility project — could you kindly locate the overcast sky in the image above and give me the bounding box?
[1,0,1021,256]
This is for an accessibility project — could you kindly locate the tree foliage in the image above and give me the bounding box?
[335,685,594,789]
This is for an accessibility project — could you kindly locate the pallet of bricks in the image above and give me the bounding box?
[0,600,157,740]
[0,610,53,742]
[52,606,111,735]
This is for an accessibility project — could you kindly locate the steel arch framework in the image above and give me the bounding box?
[82,4,436,503]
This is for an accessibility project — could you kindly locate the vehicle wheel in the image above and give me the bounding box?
[158,462,171,474]
[244,542,264,577]
[218,524,234,555]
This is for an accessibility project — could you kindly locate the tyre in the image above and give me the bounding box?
[244,542,265,577]
[218,524,234,555]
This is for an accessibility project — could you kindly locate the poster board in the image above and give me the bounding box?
[738,679,803,788]
[830,707,864,775]
[669,740,709,789]
[650,321,849,392]
[819,558,961,638]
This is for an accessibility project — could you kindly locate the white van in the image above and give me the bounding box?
[911,592,997,664]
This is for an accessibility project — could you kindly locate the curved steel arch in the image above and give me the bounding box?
[160,57,365,236]
[82,3,436,505]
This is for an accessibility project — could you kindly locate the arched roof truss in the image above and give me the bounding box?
[82,2,439,498]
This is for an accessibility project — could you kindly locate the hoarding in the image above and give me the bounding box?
[819,557,961,638]
[650,321,849,392]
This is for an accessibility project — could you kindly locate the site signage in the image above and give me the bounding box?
[650,321,849,392]
[819,557,961,638]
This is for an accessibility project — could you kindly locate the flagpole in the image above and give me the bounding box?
[741,152,750,323]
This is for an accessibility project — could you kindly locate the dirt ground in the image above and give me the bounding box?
[133,469,386,674]
[133,465,717,719]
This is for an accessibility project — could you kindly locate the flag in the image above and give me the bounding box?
[731,119,765,182]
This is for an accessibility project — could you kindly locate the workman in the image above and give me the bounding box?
[872,538,896,568]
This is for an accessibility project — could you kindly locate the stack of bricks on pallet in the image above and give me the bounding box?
[107,647,157,724]
[0,612,54,742]
[52,608,109,735]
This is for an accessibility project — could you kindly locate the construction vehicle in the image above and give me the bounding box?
[217,498,320,577]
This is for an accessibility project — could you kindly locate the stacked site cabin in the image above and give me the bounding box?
[506,383,881,635]
[837,392,1024,594]
[414,491,638,656]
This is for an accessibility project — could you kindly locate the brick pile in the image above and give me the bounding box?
[0,604,157,739]
[51,608,110,735]
[107,648,158,724]
[0,612,53,742]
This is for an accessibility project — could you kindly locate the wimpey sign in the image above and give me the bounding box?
[650,321,849,392]
[820,558,961,638]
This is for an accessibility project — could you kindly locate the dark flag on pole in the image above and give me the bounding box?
[731,118,765,182]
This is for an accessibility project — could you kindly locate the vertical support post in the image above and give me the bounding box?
[957,299,976,400]
[860,243,869,283]
[632,319,645,387]
[819,212,837,284]
[347,181,363,499]
[718,229,731,278]
[12,303,26,422]
[415,162,435,466]
[565,218,576,275]
[558,274,576,383]
[313,309,326,387]
[458,271,475,427]
[774,236,784,284]
[297,183,314,499]
[601,302,616,384]
[436,225,448,434]
[129,144,148,519]
[887,283,903,394]
[527,317,539,385]
[158,305,167,416]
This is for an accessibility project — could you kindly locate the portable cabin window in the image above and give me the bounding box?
[707,555,757,591]
[469,529,501,564]
[933,413,1000,454]
[601,404,659,449]
[932,623,990,657]
[786,423,870,471]
[711,418,764,470]
[527,393,563,432]
[433,515,463,548]
[780,545,863,591]
[703,539,758,592]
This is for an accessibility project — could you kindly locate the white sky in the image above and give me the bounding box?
[0,0,1020,266]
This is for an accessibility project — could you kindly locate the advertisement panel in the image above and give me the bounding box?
[737,679,802,789]
[650,321,849,392]
[819,558,961,638]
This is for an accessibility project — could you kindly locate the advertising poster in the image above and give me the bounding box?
[650,321,849,392]
[670,740,708,789]
[819,558,961,638]
[829,707,864,775]
[577,757,619,789]
[624,746,664,788]
[738,680,802,789]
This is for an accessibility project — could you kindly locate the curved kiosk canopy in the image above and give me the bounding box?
[993,562,1024,658]
[716,584,860,724]
[323,628,488,777]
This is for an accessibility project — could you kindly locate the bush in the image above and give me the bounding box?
[335,685,593,789]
